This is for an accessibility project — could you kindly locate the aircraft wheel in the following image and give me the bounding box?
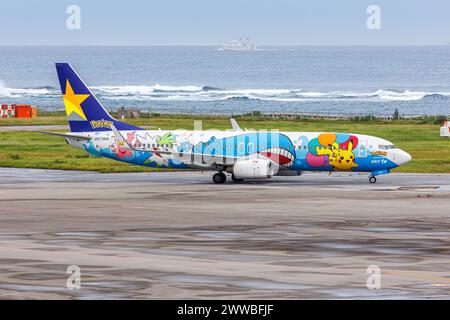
[231,174,244,182]
[369,176,377,184]
[213,172,226,184]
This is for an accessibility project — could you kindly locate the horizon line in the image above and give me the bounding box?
[0,44,449,47]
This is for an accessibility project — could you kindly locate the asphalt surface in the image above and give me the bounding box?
[0,168,449,299]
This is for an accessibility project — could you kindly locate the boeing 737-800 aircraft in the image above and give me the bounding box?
[45,63,412,184]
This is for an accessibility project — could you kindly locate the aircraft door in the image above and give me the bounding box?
[357,140,368,158]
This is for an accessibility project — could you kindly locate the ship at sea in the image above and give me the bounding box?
[221,38,256,51]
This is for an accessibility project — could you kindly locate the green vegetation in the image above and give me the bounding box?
[0,114,449,173]
[0,130,159,173]
[0,116,68,126]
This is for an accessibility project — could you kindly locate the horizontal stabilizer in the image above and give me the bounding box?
[36,131,92,140]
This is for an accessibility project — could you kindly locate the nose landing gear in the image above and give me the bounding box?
[368,169,389,184]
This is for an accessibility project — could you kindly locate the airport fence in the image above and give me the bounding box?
[36,107,449,123]
[123,109,449,123]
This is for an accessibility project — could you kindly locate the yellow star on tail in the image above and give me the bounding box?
[63,79,90,120]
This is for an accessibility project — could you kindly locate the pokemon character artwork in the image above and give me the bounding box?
[306,133,360,171]
[53,63,412,184]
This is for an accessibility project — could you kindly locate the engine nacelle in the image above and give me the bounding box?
[232,159,278,179]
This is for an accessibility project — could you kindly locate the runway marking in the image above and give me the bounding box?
[397,186,440,190]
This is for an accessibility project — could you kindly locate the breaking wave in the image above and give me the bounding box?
[92,86,450,102]
[1,80,449,103]
[0,81,56,98]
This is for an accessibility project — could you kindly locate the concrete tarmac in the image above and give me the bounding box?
[0,168,449,299]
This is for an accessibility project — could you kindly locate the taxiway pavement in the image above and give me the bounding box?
[0,168,449,299]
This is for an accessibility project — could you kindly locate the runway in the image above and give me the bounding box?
[0,168,449,299]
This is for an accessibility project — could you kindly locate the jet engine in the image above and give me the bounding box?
[231,159,278,179]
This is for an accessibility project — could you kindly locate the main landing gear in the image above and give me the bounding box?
[231,174,244,182]
[369,175,377,184]
[212,172,244,183]
[213,172,227,184]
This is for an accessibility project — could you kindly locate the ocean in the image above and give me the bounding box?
[0,46,449,116]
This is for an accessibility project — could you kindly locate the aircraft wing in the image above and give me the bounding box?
[110,124,133,150]
[111,124,242,165]
[137,148,241,165]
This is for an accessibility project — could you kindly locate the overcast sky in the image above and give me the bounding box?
[0,0,449,45]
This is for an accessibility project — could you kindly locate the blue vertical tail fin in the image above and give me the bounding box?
[55,63,142,132]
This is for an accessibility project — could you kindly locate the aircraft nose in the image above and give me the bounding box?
[396,149,412,165]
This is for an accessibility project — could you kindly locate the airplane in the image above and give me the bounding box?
[44,63,412,184]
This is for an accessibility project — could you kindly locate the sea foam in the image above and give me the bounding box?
[1,81,449,103]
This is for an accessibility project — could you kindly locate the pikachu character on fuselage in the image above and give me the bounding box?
[316,141,359,171]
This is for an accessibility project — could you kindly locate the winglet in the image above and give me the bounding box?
[230,118,242,131]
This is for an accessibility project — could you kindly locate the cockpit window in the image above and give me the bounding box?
[378,144,396,150]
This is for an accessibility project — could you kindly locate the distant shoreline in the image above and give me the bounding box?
[1,44,450,47]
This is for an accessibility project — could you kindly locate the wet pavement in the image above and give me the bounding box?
[0,168,449,299]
